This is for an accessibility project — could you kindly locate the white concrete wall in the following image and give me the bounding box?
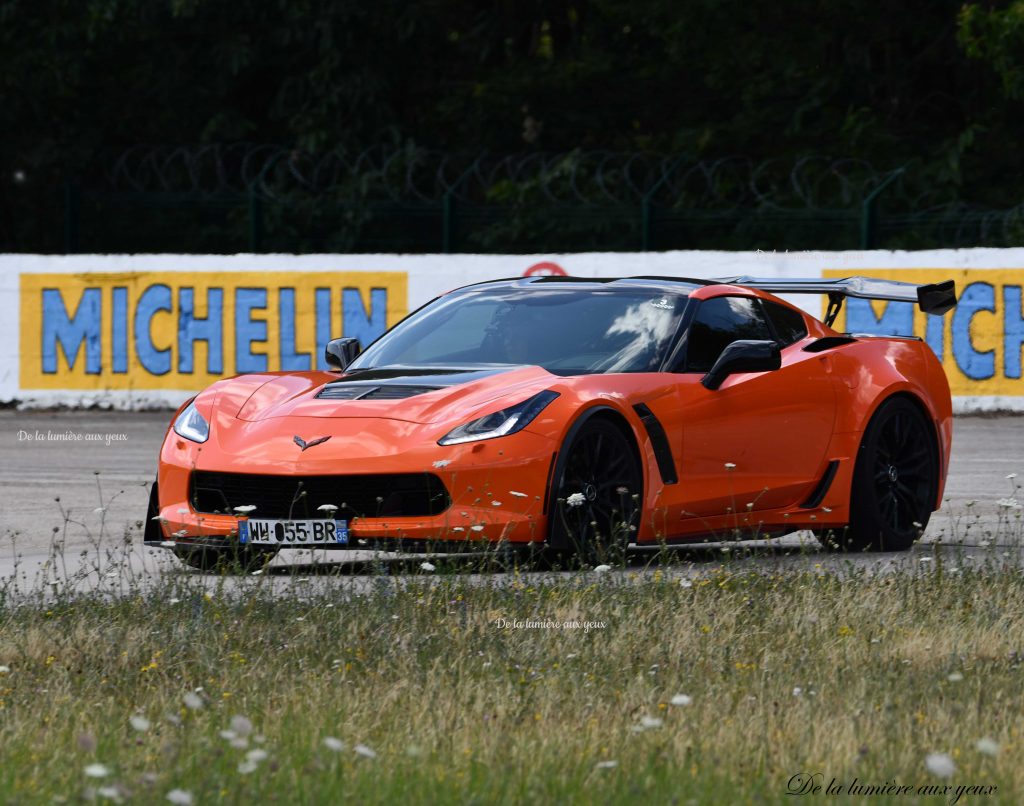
[2,250,1021,411]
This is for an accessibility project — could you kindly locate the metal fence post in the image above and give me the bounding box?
[249,190,264,252]
[442,192,454,253]
[860,167,905,250]
[641,158,686,251]
[441,158,483,254]
[64,180,80,254]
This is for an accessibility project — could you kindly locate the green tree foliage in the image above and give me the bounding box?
[1,0,1022,250]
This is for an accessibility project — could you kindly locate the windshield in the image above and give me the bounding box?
[349,287,689,374]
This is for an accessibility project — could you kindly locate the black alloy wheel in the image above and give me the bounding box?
[550,418,643,565]
[821,397,937,552]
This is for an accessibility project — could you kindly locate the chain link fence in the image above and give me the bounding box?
[61,145,1024,253]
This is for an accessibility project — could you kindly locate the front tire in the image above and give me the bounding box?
[821,397,937,552]
[548,417,643,565]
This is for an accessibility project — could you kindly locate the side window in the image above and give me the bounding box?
[685,296,772,372]
[763,301,808,346]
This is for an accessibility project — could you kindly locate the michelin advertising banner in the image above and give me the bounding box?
[0,251,1021,410]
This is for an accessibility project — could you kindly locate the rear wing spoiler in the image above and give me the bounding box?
[713,276,957,327]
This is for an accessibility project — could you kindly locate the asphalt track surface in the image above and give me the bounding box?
[0,410,1021,596]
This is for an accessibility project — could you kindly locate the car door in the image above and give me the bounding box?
[670,295,838,520]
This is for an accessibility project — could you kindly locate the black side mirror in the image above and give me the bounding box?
[325,338,361,371]
[701,339,781,390]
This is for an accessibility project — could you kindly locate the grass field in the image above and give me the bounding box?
[1,546,1023,804]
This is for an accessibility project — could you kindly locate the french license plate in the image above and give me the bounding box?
[239,519,349,546]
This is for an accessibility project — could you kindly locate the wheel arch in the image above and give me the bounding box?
[544,404,646,549]
[857,389,943,511]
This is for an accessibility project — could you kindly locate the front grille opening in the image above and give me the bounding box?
[190,471,450,519]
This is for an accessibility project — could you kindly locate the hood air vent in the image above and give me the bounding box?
[317,384,441,401]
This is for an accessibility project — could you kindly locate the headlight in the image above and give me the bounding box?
[173,401,210,443]
[438,390,559,446]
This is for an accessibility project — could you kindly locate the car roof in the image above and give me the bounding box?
[451,276,717,294]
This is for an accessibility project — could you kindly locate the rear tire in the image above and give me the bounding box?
[548,418,643,566]
[820,397,937,552]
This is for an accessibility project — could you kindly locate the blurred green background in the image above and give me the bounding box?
[4,0,1024,253]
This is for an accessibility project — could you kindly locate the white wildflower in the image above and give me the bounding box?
[166,790,194,806]
[0,665,9,675]
[925,752,955,778]
[947,672,964,682]
[566,493,586,507]
[724,462,736,469]
[976,737,1000,757]
[160,541,176,548]
[470,525,485,532]
[419,562,436,572]
[593,564,612,574]
[679,579,693,588]
[233,505,257,514]
[182,692,203,710]
[317,504,338,513]
[246,749,268,763]
[354,743,377,759]
[997,498,1021,509]
[130,715,151,732]
[670,694,692,707]
[595,760,618,769]
[97,786,122,802]
[84,763,110,778]
[638,716,663,730]
[237,760,258,775]
[793,687,803,697]
[322,737,345,752]
[230,715,253,737]
[1007,473,1018,480]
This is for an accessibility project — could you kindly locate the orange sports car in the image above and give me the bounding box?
[145,275,957,570]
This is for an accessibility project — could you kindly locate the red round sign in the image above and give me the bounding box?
[523,261,568,277]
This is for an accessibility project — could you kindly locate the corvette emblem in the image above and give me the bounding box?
[293,435,331,451]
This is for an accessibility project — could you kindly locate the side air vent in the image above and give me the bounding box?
[802,336,857,353]
[800,460,840,508]
[316,384,440,400]
[632,403,678,485]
